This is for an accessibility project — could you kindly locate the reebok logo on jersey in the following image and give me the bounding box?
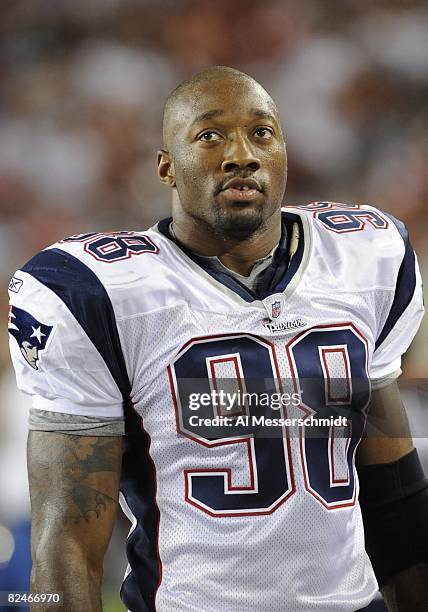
[8,276,23,293]
[263,317,306,333]
[8,305,53,370]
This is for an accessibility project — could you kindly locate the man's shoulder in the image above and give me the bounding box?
[286,200,398,233]
[17,226,175,289]
[284,202,412,291]
[10,224,190,321]
[285,201,408,256]
[42,228,163,272]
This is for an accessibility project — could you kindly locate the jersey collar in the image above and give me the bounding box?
[156,211,306,303]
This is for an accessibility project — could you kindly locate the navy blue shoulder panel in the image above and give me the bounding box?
[22,248,131,399]
[375,214,417,351]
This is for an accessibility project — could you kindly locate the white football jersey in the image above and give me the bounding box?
[8,203,424,612]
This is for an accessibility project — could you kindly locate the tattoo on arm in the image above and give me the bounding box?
[28,433,122,528]
[27,432,122,607]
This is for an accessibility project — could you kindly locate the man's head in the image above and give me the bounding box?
[158,66,287,243]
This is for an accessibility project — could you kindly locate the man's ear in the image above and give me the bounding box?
[157,150,176,187]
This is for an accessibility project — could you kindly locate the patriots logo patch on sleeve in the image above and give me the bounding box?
[8,305,53,370]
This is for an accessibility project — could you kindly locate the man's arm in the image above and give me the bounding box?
[357,381,428,612]
[27,431,123,611]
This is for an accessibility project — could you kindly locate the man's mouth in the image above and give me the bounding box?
[220,177,262,202]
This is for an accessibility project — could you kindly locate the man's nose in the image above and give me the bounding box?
[221,135,261,173]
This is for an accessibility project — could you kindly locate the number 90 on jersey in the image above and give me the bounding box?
[168,325,370,517]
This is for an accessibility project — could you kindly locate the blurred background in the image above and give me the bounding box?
[0,0,426,610]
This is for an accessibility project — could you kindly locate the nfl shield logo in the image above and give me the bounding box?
[271,300,281,319]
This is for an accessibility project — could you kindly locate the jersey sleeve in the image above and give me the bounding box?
[8,248,131,419]
[370,216,425,385]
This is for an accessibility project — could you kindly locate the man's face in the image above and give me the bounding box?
[161,77,287,240]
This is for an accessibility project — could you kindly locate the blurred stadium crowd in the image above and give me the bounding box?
[0,1,427,609]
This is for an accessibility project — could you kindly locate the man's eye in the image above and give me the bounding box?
[254,128,273,139]
[198,131,221,142]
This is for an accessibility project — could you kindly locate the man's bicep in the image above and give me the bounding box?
[28,431,123,565]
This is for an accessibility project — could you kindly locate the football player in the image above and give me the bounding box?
[8,67,428,611]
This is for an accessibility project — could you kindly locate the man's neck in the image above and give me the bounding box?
[171,210,282,277]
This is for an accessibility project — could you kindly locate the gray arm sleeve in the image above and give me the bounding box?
[370,368,402,391]
[29,408,125,436]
